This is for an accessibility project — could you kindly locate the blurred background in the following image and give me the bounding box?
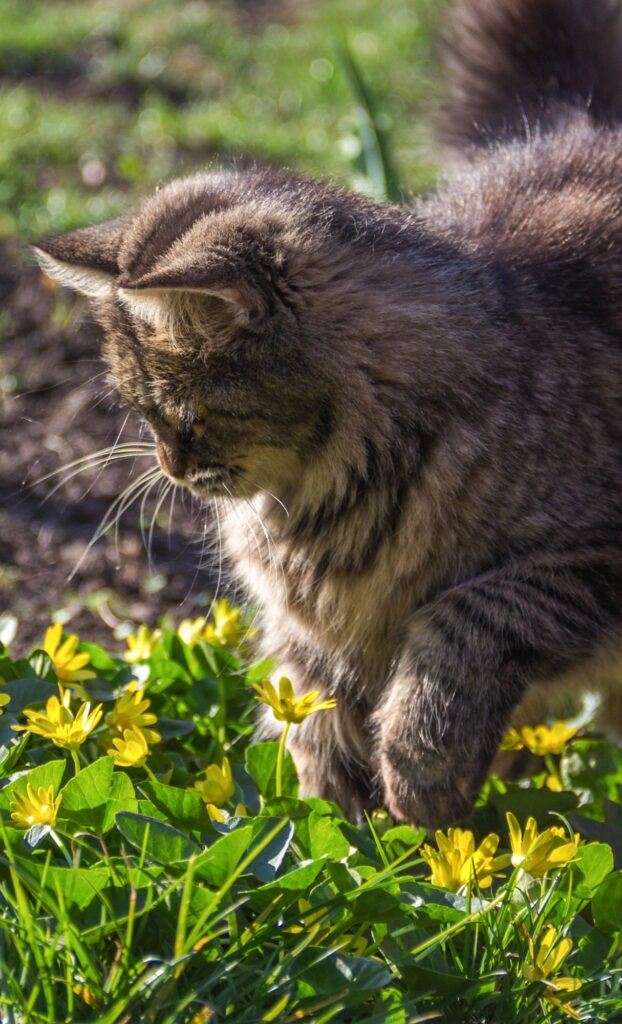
[0,0,443,650]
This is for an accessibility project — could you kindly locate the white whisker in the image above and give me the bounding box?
[68,466,162,581]
[32,442,156,488]
[44,449,156,499]
[240,474,290,518]
[147,478,174,565]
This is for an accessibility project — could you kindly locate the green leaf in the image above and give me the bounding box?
[0,734,29,778]
[489,784,578,826]
[194,825,254,886]
[245,818,294,882]
[141,779,210,832]
[349,889,402,925]
[147,657,192,685]
[292,947,392,998]
[562,739,622,806]
[155,717,195,740]
[297,811,350,861]
[58,757,138,834]
[0,677,56,716]
[575,925,614,974]
[101,772,138,832]
[261,858,326,893]
[43,863,112,909]
[245,741,298,800]
[400,962,473,997]
[116,811,200,865]
[399,882,465,924]
[0,758,66,809]
[326,861,361,893]
[382,825,426,857]
[567,842,613,900]
[570,811,622,869]
[58,756,114,832]
[338,42,403,203]
[593,871,622,934]
[77,641,121,673]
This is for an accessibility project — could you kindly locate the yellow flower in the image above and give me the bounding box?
[10,783,62,829]
[421,827,511,892]
[107,727,150,768]
[203,598,253,648]
[72,984,98,1007]
[192,758,234,806]
[0,692,10,715]
[500,722,578,756]
[13,684,102,750]
[178,616,209,647]
[42,623,96,684]
[124,625,162,663]
[178,600,255,650]
[546,774,563,792]
[252,676,337,725]
[521,926,583,1018]
[205,802,246,822]
[106,682,160,744]
[506,812,579,876]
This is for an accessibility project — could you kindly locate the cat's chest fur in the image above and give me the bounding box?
[219,476,483,696]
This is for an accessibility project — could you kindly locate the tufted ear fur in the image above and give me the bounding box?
[116,264,257,330]
[33,216,130,298]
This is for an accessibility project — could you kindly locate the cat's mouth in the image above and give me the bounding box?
[185,464,233,498]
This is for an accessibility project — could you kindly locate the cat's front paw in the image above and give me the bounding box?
[377,741,478,829]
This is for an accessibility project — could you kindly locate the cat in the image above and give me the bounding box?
[33,0,622,828]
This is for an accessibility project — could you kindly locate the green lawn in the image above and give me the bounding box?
[0,0,440,242]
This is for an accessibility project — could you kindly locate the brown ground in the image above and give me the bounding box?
[0,241,224,656]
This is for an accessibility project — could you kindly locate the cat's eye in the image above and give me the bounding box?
[191,402,208,439]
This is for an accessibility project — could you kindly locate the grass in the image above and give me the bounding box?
[0,610,622,1023]
[0,0,440,242]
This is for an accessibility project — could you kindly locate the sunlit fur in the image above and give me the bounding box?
[35,0,622,826]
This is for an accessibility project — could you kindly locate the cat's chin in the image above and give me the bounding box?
[185,480,230,500]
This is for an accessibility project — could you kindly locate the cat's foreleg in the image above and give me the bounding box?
[288,708,377,820]
[374,556,622,828]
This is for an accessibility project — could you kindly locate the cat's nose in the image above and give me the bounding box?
[156,440,187,481]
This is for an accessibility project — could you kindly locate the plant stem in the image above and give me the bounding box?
[143,763,159,784]
[50,830,73,867]
[70,749,81,776]
[275,721,291,798]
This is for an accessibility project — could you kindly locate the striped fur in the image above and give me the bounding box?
[35,1,622,826]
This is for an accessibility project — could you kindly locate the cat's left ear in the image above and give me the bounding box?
[116,260,263,328]
[33,216,129,299]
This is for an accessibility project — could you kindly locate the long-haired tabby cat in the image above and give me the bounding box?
[34,0,622,827]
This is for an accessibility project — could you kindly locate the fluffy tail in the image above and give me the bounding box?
[439,0,622,151]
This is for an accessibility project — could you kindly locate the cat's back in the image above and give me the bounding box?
[423,122,622,340]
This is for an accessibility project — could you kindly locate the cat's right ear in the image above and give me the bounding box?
[32,216,129,299]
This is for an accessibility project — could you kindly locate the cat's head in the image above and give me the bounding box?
[34,170,417,514]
